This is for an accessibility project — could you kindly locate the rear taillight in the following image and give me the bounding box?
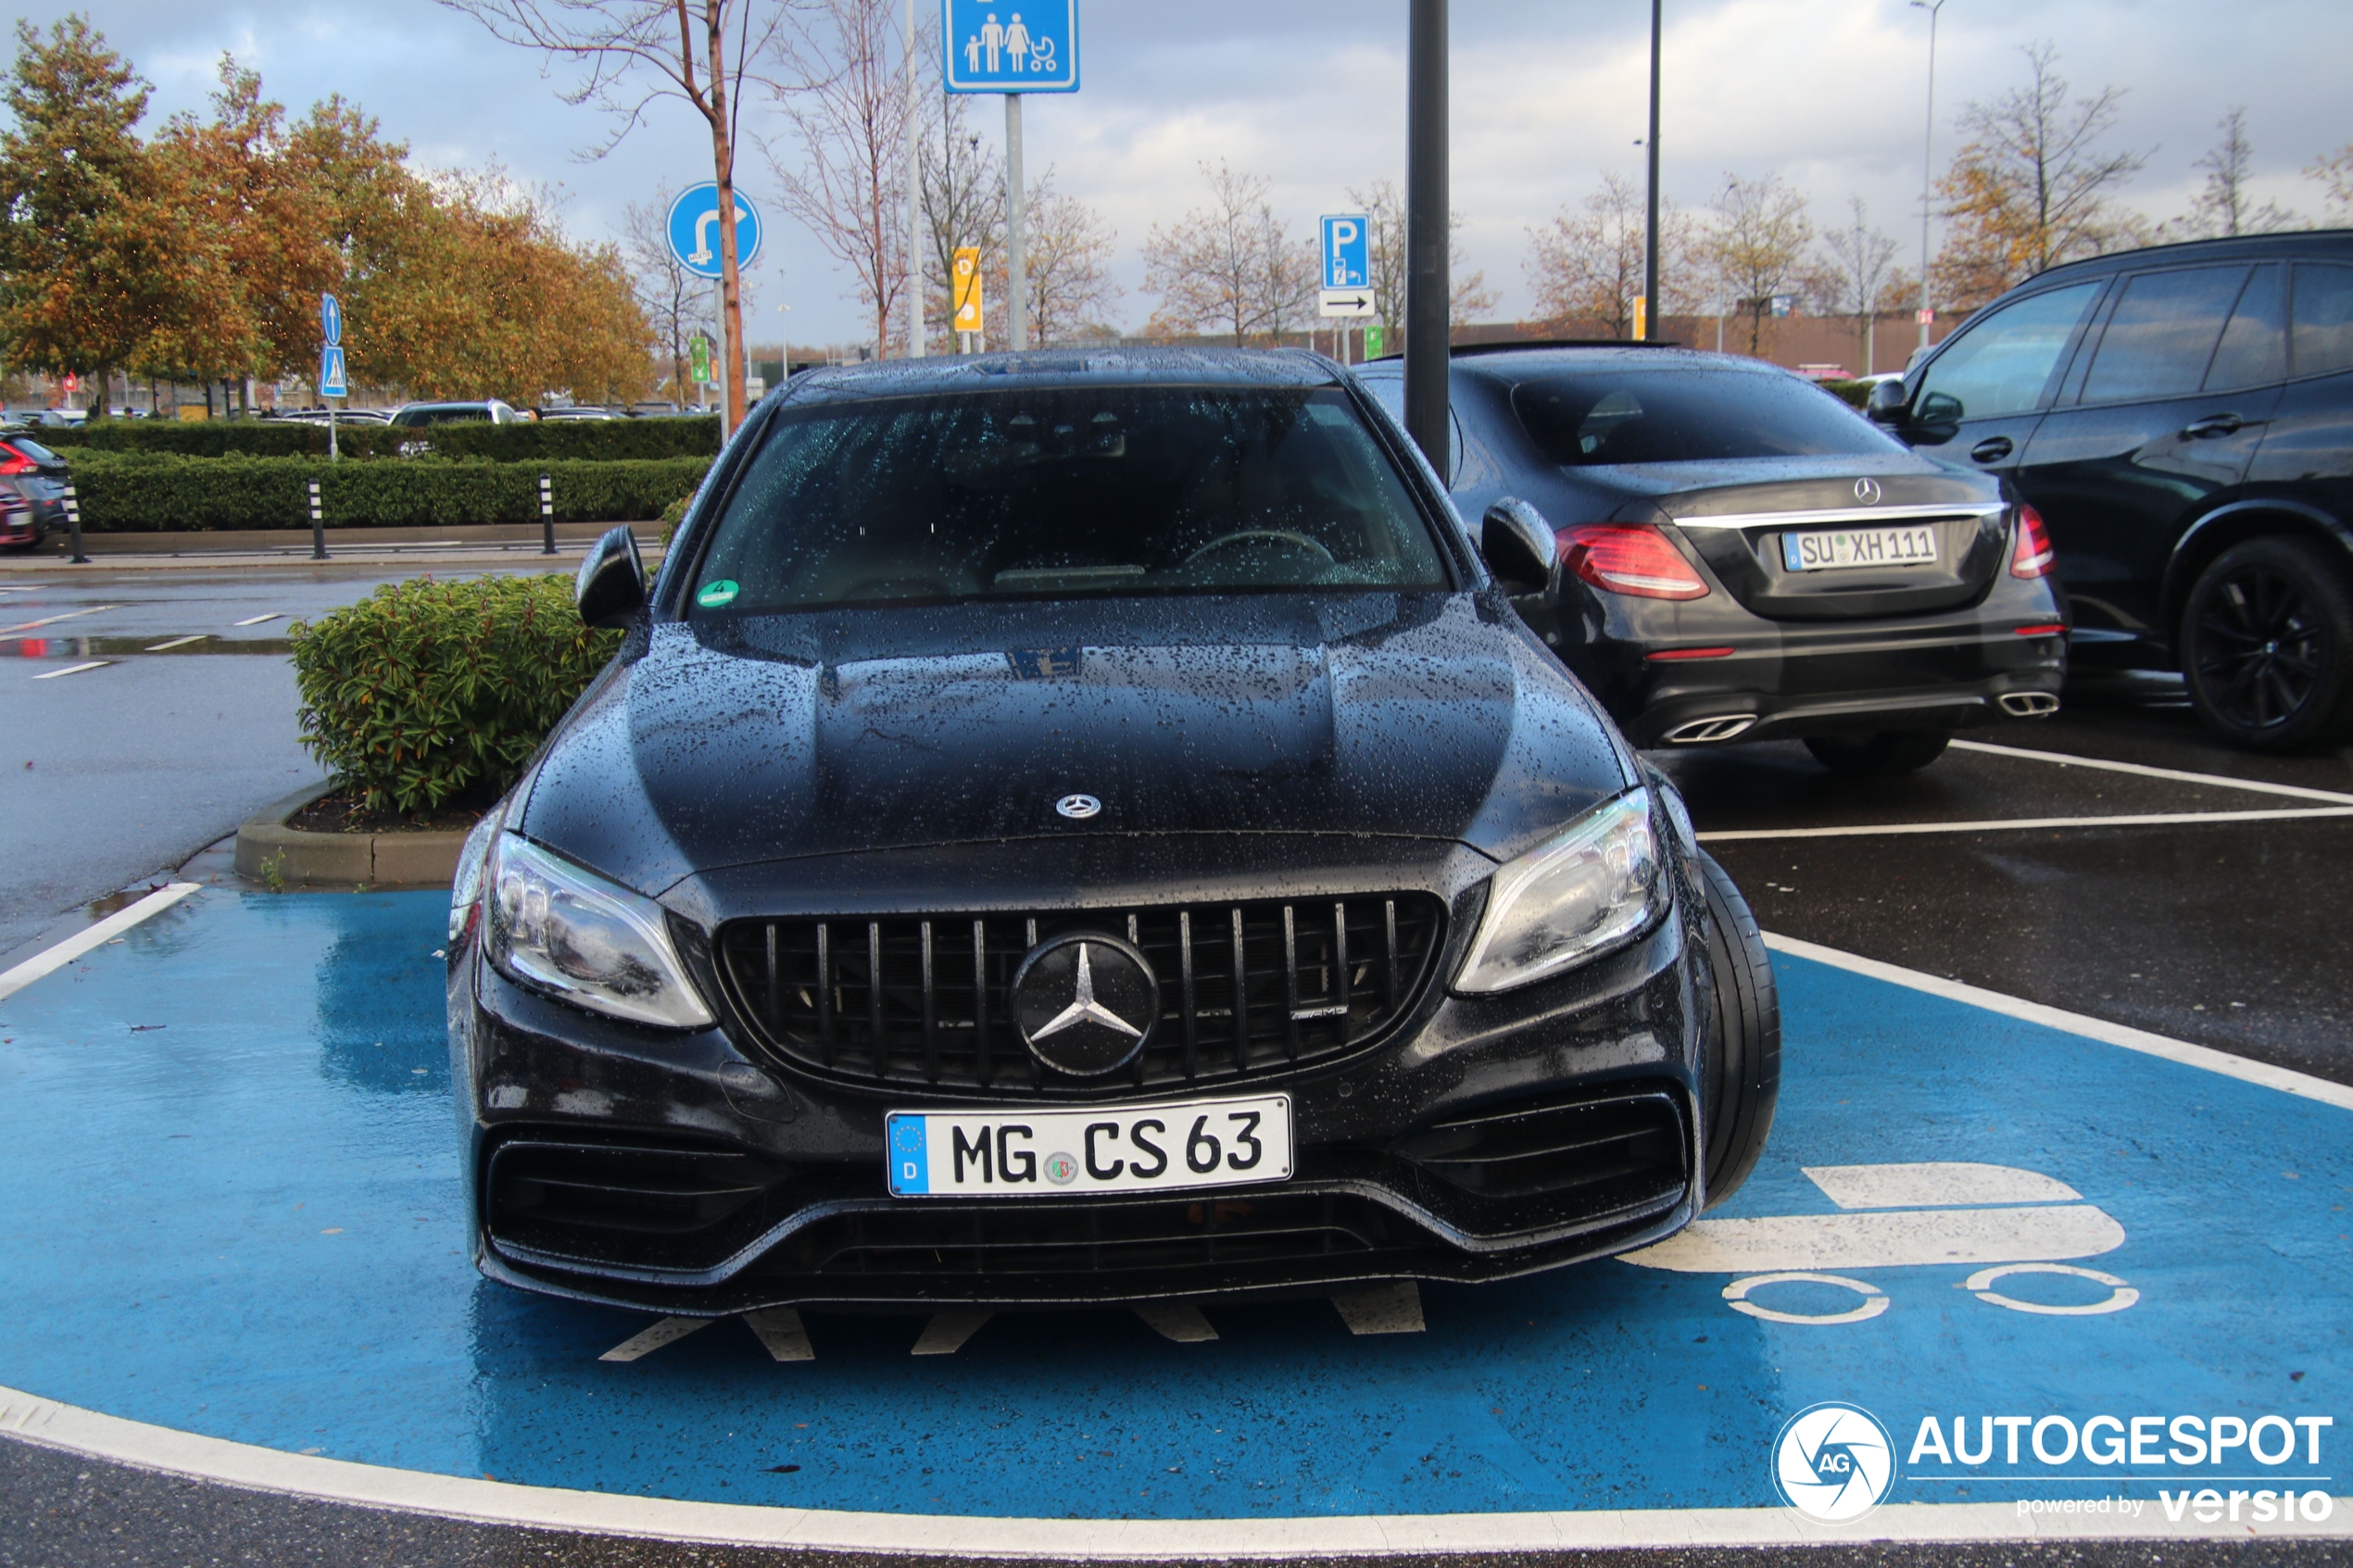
[1556,524,1710,601]
[2010,505,2055,578]
[0,454,35,476]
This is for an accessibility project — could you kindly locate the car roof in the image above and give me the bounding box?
[1360,345,1799,382]
[777,346,1343,407]
[2007,226,2353,287]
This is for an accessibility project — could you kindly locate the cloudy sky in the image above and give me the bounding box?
[43,0,2353,348]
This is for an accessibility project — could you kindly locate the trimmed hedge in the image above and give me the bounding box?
[67,451,711,531]
[39,414,721,462]
[293,574,622,815]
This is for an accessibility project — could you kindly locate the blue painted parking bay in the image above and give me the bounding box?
[0,888,2345,1524]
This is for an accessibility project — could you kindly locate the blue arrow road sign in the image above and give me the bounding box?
[320,293,342,347]
[318,345,347,399]
[942,0,1078,92]
[665,183,762,281]
[1321,214,1370,290]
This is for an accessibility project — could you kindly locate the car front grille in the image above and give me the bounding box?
[713,896,1444,1095]
[751,1190,1414,1282]
[485,1137,797,1272]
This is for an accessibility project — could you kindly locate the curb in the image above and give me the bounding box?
[232,780,469,888]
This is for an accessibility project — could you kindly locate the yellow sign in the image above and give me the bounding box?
[952,246,984,332]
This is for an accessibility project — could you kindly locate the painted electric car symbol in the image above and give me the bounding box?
[1621,1161,2137,1323]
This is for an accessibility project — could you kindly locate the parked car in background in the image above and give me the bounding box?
[539,405,619,420]
[1869,229,2353,750]
[1356,345,2068,774]
[0,433,70,549]
[388,399,522,428]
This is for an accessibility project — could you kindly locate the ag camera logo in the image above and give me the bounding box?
[1774,1402,1897,1524]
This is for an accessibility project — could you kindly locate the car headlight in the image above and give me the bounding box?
[484,834,715,1029]
[1453,788,1666,994]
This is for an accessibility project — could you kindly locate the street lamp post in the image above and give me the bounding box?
[1642,0,1661,343]
[1911,0,1947,355]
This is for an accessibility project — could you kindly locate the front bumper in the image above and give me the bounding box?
[452,840,1710,1313]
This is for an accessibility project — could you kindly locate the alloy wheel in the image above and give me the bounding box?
[2191,566,2324,734]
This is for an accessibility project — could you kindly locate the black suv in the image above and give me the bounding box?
[1869,230,2353,749]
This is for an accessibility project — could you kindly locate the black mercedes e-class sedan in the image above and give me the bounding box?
[446,348,1778,1316]
[1357,345,2070,775]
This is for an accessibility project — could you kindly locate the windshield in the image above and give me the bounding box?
[687,383,1451,612]
[1509,368,1903,466]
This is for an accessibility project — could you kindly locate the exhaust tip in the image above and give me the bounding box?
[1999,692,2060,718]
[1663,715,1759,745]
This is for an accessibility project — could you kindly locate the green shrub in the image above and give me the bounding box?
[659,494,690,549]
[66,451,711,532]
[39,414,720,462]
[1820,378,1873,409]
[292,574,622,816]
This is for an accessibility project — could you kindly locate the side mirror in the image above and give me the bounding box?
[575,525,647,629]
[1865,379,1910,424]
[1480,497,1556,591]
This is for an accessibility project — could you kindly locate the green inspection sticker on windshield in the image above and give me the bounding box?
[696,580,739,608]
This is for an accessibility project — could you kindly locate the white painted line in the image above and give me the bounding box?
[231,612,284,627]
[145,634,208,652]
[1698,805,2353,841]
[741,1308,813,1362]
[598,1317,712,1362]
[1134,1303,1218,1343]
[0,884,201,1002]
[1331,1282,1425,1335]
[0,604,117,635]
[1952,738,2353,806]
[3,1384,2347,1554]
[1804,1162,2079,1210]
[1763,931,2353,1113]
[1623,1205,2123,1273]
[30,660,109,680]
[911,1311,992,1356]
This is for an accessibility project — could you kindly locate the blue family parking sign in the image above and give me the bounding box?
[942,0,1078,92]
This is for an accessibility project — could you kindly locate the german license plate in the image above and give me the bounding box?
[886,1094,1293,1198]
[1781,525,1938,571]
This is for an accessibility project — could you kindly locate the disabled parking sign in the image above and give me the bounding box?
[942,0,1078,92]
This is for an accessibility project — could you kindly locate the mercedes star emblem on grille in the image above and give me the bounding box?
[1854,477,1883,505]
[1055,793,1101,820]
[1009,933,1160,1076]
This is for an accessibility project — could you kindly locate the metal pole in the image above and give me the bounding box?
[906,0,924,358]
[714,276,731,421]
[327,398,338,463]
[540,474,556,556]
[308,479,327,561]
[1006,93,1026,351]
[1642,0,1662,342]
[1915,0,1945,352]
[64,482,86,564]
[1403,0,1450,477]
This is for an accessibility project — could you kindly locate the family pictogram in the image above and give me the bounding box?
[963,11,1058,76]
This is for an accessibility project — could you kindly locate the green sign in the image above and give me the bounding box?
[1364,324,1385,358]
[689,335,712,386]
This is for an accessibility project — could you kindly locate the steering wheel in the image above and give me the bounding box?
[1180,530,1336,569]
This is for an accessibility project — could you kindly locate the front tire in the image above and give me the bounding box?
[1803,730,1950,775]
[1695,851,1779,1208]
[2181,535,2353,752]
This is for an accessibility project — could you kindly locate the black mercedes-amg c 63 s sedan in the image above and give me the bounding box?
[446,348,1778,1316]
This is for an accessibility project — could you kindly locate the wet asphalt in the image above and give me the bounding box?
[2,571,2350,1562]
[0,562,572,967]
